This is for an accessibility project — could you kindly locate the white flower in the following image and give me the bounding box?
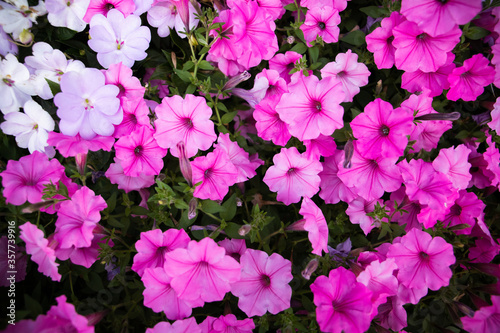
[0,25,18,57]
[45,0,90,32]
[0,0,46,41]
[1,100,55,154]
[0,53,36,114]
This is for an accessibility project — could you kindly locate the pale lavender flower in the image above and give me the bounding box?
[0,26,18,56]
[45,0,90,32]
[0,54,36,114]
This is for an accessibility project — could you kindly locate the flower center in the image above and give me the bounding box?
[449,204,462,216]
[84,98,94,111]
[105,2,115,10]
[204,168,213,179]
[417,33,428,40]
[336,71,346,78]
[2,76,14,87]
[287,167,296,175]
[182,117,194,129]
[313,101,322,112]
[134,145,143,156]
[419,251,429,260]
[318,22,326,30]
[116,39,124,50]
[387,35,394,44]
[380,125,390,136]
[260,274,271,287]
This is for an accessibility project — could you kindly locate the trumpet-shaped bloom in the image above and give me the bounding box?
[268,51,303,83]
[311,267,373,333]
[0,151,65,205]
[55,68,122,139]
[113,98,151,138]
[346,197,384,235]
[301,6,341,46]
[105,158,155,193]
[163,237,241,303]
[84,0,135,22]
[321,50,370,102]
[366,12,406,69]
[299,197,329,255]
[319,150,357,204]
[447,54,495,101]
[442,190,485,235]
[387,228,455,291]
[253,94,291,146]
[55,186,107,249]
[154,94,216,158]
[88,9,151,68]
[462,296,500,333]
[103,62,145,104]
[146,318,201,333]
[303,134,337,160]
[48,132,115,157]
[276,73,345,141]
[263,147,323,205]
[432,145,472,190]
[231,249,292,317]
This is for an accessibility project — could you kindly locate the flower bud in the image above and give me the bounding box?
[238,224,252,236]
[188,197,198,219]
[223,71,251,90]
[19,29,33,45]
[343,139,354,169]
[285,219,306,231]
[177,141,193,186]
[75,152,87,176]
[301,258,319,280]
[415,111,460,121]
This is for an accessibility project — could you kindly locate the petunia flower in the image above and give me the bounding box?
[253,94,292,146]
[276,73,345,141]
[462,295,500,333]
[386,186,423,232]
[217,238,247,262]
[375,296,408,332]
[146,318,201,333]
[103,62,145,104]
[432,145,472,190]
[231,249,292,317]
[263,147,323,205]
[84,0,135,22]
[268,51,303,83]
[387,228,455,291]
[296,197,329,255]
[321,49,370,102]
[442,190,485,235]
[319,150,357,204]
[346,197,385,235]
[303,134,337,160]
[163,237,241,304]
[48,132,115,158]
[105,158,155,193]
[88,9,151,68]
[300,6,340,47]
[154,94,216,158]
[311,267,373,333]
[147,0,199,38]
[113,98,151,138]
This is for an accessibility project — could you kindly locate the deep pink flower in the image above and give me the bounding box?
[47,132,115,157]
[303,134,337,160]
[319,150,357,204]
[154,94,216,158]
[114,125,167,177]
[351,98,415,159]
[386,186,423,232]
[301,6,341,46]
[231,249,292,317]
[163,237,241,303]
[366,12,406,69]
[132,228,190,277]
[296,197,329,255]
[253,94,292,146]
[263,147,323,205]
[462,295,500,333]
[321,50,370,102]
[105,158,155,193]
[84,0,135,22]
[54,186,107,249]
[146,318,201,333]
[442,190,485,235]
[346,197,384,235]
[254,0,285,20]
[217,238,247,262]
[447,54,495,101]
[300,0,347,11]
[469,238,500,264]
[484,132,500,188]
[276,73,344,141]
[0,151,65,206]
[489,97,500,133]
[387,228,455,290]
[203,314,255,333]
[19,222,61,282]
[268,51,302,83]
[432,145,472,190]
[375,296,408,332]
[103,62,145,104]
[191,148,239,201]
[393,20,461,73]
[401,0,482,37]
[311,267,373,333]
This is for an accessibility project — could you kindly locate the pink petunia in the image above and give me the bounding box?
[432,145,472,190]
[311,267,373,333]
[366,12,406,69]
[47,132,115,158]
[54,186,107,249]
[163,237,241,303]
[83,0,135,22]
[268,51,303,83]
[303,134,337,160]
[132,228,190,277]
[217,238,247,262]
[469,238,500,264]
[19,222,61,282]
[346,197,384,235]
[253,94,292,146]
[321,49,370,102]
[231,249,292,317]
[489,97,500,133]
[375,296,408,332]
[113,98,150,138]
[297,197,329,255]
[146,318,201,333]
[203,314,255,333]
[301,6,341,46]
[263,147,323,205]
[276,73,344,141]
[191,148,239,201]
[387,228,455,291]
[0,151,65,206]
[105,157,155,193]
[442,190,485,235]
[103,62,145,104]
[386,186,423,232]
[447,54,495,101]
[154,94,216,158]
[114,125,167,177]
[462,295,500,333]
[318,150,357,204]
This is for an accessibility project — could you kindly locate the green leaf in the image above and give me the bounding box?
[465,26,489,40]
[220,194,237,221]
[221,110,238,124]
[360,6,388,18]
[284,3,297,11]
[55,27,77,40]
[290,43,308,54]
[341,30,366,46]
[45,78,61,96]
[185,84,197,95]
[198,60,214,70]
[173,68,193,83]
[308,45,320,64]
[130,206,150,216]
[183,61,194,71]
[201,199,225,214]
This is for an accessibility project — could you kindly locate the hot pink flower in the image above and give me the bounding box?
[113,98,151,138]
[393,20,461,73]
[366,12,406,69]
[132,228,190,277]
[447,54,495,101]
[103,62,145,103]
[321,49,370,102]
[105,158,155,193]
[300,0,347,11]
[55,186,107,249]
[154,94,216,158]
[203,314,255,333]
[276,73,344,141]
[351,98,415,159]
[217,238,247,262]
[319,150,357,204]
[300,6,341,46]
[253,94,292,146]
[268,51,302,83]
[231,249,292,317]
[386,186,423,232]
[401,0,482,37]
[311,267,373,333]
[469,238,500,264]
[303,134,337,160]
[47,132,115,157]
[19,222,61,282]
[432,145,472,190]
[0,151,65,205]
[263,147,323,205]
[163,237,241,303]
[83,0,135,22]
[346,197,384,235]
[114,125,167,177]
[146,318,201,333]
[375,296,408,332]
[191,148,239,201]
[387,228,455,291]
[462,295,500,333]
[490,97,500,133]
[442,190,485,235]
[297,197,329,255]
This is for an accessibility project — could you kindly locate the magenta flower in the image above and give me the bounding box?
[401,0,482,37]
[447,54,495,101]
[105,158,155,193]
[301,6,340,46]
[346,197,384,235]
[489,97,500,133]
[103,62,145,104]
[0,151,65,205]
[321,49,370,102]
[386,186,423,232]
[146,318,201,333]
[204,314,255,333]
[387,228,455,291]
[298,197,329,255]
[351,98,415,159]
[163,237,241,303]
[432,145,472,190]
[366,12,406,69]
[114,125,167,177]
[83,0,135,22]
[443,190,485,235]
[132,228,190,277]
[462,296,500,333]
[54,68,122,139]
[231,249,292,317]
[268,51,302,83]
[276,73,345,141]
[113,98,151,138]
[393,20,461,73]
[311,267,373,333]
[54,186,107,249]
[217,238,247,262]
[303,134,337,160]
[191,148,239,201]
[19,222,61,282]
[319,151,357,204]
[154,94,216,158]
[263,147,323,205]
[253,94,292,146]
[48,132,115,158]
